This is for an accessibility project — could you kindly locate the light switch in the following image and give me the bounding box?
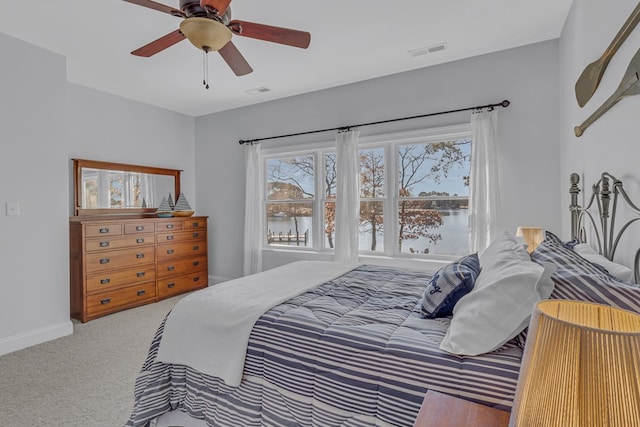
[6,201,20,216]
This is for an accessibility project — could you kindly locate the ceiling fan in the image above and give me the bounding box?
[123,0,311,77]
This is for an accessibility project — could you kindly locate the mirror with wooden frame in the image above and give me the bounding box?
[73,158,181,216]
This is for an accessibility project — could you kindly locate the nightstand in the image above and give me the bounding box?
[413,390,510,427]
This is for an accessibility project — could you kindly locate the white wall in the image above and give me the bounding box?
[0,33,196,355]
[560,0,640,267]
[0,33,69,354]
[195,40,562,283]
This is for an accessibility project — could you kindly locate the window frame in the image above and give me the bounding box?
[261,124,472,259]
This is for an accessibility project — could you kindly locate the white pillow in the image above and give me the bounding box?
[440,234,556,356]
[573,243,634,282]
[479,230,527,268]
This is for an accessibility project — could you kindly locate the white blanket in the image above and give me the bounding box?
[156,260,357,387]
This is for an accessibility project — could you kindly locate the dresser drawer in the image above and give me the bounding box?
[157,240,207,261]
[156,230,207,244]
[86,263,156,293]
[183,219,206,230]
[85,223,123,238]
[158,271,208,298]
[156,219,183,231]
[85,246,156,273]
[86,282,156,317]
[85,234,155,252]
[157,255,207,279]
[124,222,156,234]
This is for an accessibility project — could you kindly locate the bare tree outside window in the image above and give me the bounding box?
[266,155,315,247]
[398,139,471,254]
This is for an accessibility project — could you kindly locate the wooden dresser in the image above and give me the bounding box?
[69,216,208,322]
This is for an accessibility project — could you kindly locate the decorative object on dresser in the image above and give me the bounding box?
[509,299,640,426]
[70,158,207,322]
[172,192,194,217]
[156,196,173,217]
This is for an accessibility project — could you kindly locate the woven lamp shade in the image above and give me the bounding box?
[515,227,545,253]
[509,300,640,426]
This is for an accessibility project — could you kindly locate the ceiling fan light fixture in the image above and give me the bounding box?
[179,17,232,52]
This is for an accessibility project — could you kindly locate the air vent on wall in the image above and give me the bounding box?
[246,86,272,95]
[408,42,447,57]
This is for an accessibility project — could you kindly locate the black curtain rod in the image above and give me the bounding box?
[238,99,510,145]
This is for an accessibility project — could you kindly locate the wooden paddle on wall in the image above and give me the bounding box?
[575,2,640,107]
[574,47,640,137]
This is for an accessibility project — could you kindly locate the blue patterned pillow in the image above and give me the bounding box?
[532,231,640,310]
[420,253,480,319]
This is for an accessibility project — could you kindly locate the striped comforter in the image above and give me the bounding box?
[126,264,523,427]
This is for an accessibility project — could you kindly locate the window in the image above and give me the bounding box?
[265,155,315,247]
[323,153,337,249]
[359,147,385,252]
[397,138,471,256]
[262,125,471,257]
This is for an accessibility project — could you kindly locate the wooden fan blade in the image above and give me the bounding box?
[131,30,186,57]
[229,20,311,49]
[200,0,232,16]
[122,0,186,18]
[218,41,253,76]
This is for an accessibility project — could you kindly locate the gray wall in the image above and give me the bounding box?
[195,40,562,283]
[0,33,196,355]
[560,0,640,267]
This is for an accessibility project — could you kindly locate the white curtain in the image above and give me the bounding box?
[469,108,501,253]
[243,143,264,275]
[334,129,360,262]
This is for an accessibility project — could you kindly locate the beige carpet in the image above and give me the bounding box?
[0,294,187,427]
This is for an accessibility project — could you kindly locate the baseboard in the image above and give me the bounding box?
[0,320,73,357]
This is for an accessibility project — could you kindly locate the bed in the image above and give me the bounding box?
[126,172,640,427]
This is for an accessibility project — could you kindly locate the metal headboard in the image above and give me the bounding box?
[569,172,640,282]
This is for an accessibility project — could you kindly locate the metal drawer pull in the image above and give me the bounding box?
[136,253,145,259]
[100,278,110,284]
[137,272,145,277]
[137,290,146,296]
[193,261,200,266]
[99,241,109,247]
[167,283,176,289]
[136,225,144,231]
[166,236,174,240]
[167,249,174,254]
[100,298,111,305]
[193,233,199,238]
[99,227,109,234]
[167,266,175,271]
[193,277,200,282]
[192,222,199,227]
[193,245,199,250]
[99,258,110,264]
[166,224,174,229]
[136,238,145,244]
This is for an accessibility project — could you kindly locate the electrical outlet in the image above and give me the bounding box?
[6,201,20,216]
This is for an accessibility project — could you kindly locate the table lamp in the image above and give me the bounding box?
[509,299,640,426]
[515,227,545,253]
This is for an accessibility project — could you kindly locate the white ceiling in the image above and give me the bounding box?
[0,0,572,117]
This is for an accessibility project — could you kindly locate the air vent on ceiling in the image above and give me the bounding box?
[246,86,272,95]
[408,42,447,57]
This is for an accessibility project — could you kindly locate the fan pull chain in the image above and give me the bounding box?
[202,49,210,90]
